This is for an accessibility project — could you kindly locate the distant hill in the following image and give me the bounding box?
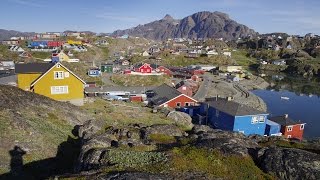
[112,11,257,41]
[0,29,35,41]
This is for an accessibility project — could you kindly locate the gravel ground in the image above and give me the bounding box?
[206,75,268,112]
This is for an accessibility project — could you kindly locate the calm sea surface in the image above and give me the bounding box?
[252,89,320,139]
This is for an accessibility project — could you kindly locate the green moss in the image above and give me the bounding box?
[170,146,273,179]
[149,134,176,144]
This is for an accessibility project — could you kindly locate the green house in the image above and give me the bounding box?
[101,64,113,73]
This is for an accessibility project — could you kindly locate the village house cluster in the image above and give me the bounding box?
[0,32,307,140]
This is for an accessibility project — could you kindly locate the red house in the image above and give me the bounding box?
[148,84,197,108]
[135,63,153,73]
[270,114,305,140]
[175,81,193,97]
[150,64,172,76]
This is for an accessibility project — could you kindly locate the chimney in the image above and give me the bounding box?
[284,114,288,118]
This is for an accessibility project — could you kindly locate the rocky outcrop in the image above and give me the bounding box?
[75,122,186,172]
[166,111,194,129]
[191,125,259,157]
[112,11,257,41]
[258,147,320,180]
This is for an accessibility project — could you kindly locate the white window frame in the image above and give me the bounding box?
[56,64,61,68]
[259,116,265,123]
[300,124,305,130]
[51,86,68,94]
[64,72,69,78]
[287,135,292,138]
[176,102,181,107]
[287,126,293,132]
[185,102,189,107]
[54,71,64,79]
[251,116,258,124]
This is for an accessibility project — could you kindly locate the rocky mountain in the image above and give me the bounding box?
[112,11,257,41]
[0,29,35,41]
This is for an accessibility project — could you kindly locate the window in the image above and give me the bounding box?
[54,71,64,79]
[287,126,293,132]
[176,102,181,107]
[185,102,189,107]
[259,116,265,123]
[64,72,69,78]
[287,135,292,138]
[56,64,61,68]
[147,69,151,73]
[251,116,258,124]
[141,69,144,73]
[190,102,194,106]
[51,86,68,94]
[215,109,219,117]
[182,86,187,90]
[300,124,305,130]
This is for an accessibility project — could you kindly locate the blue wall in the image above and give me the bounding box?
[208,106,235,131]
[233,115,267,136]
[265,120,281,136]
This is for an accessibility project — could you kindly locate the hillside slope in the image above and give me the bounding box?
[0,85,90,174]
[0,29,35,41]
[112,11,257,40]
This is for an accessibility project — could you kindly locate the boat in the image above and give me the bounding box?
[280,96,290,100]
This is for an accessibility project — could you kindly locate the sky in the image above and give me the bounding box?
[1,0,319,35]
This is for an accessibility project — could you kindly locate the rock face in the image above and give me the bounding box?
[167,111,194,129]
[112,11,257,41]
[258,147,320,180]
[75,122,186,172]
[192,125,259,157]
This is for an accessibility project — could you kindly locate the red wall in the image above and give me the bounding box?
[137,64,152,73]
[130,96,143,102]
[158,66,172,76]
[162,95,197,108]
[281,124,304,140]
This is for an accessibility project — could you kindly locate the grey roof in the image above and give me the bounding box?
[269,115,302,126]
[15,63,54,73]
[0,75,17,85]
[206,98,268,116]
[85,86,155,94]
[150,84,182,106]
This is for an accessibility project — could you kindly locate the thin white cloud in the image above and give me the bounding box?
[10,0,46,7]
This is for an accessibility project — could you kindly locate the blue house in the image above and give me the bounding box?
[265,120,282,136]
[200,98,268,136]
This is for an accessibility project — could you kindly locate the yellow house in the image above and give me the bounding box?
[15,62,86,106]
[67,40,83,45]
[57,51,70,61]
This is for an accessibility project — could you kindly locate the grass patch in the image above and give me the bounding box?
[82,99,174,128]
[149,134,176,144]
[232,50,257,68]
[170,146,273,179]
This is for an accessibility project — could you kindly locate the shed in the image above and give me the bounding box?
[88,68,101,77]
[101,64,113,73]
[265,120,282,136]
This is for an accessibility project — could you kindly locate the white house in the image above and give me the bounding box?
[223,52,232,57]
[142,51,150,57]
[207,50,218,57]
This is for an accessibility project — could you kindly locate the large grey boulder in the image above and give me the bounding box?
[167,111,194,129]
[258,147,320,180]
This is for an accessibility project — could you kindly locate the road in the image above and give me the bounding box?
[193,73,211,101]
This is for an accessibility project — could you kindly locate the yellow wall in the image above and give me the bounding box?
[58,52,69,61]
[67,40,82,45]
[17,73,41,91]
[32,64,84,101]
